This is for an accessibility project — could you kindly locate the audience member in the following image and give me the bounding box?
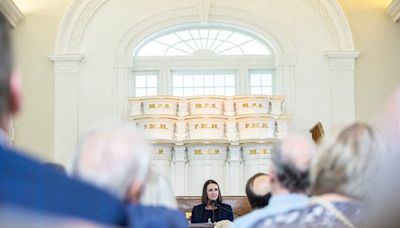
[0,13,126,226]
[72,124,187,228]
[367,87,400,227]
[233,136,315,228]
[140,171,178,209]
[255,123,380,227]
[44,162,66,175]
[72,124,151,201]
[245,173,271,210]
[191,179,233,223]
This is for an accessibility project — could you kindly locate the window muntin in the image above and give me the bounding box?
[172,71,235,96]
[249,70,274,95]
[136,27,272,57]
[134,72,158,97]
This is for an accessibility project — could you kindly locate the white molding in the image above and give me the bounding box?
[325,51,360,71]
[197,0,210,25]
[325,50,360,59]
[115,6,294,55]
[0,0,24,28]
[55,0,355,54]
[49,54,85,62]
[386,0,400,22]
[304,0,354,50]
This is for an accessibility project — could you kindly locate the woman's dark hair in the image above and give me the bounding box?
[201,179,222,205]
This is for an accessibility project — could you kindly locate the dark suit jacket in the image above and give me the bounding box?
[191,203,233,223]
[0,146,126,226]
[127,204,188,228]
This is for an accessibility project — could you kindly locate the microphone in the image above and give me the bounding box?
[210,200,216,223]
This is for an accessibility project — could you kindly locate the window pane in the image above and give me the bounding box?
[204,75,214,86]
[173,75,183,87]
[204,87,214,95]
[261,74,272,86]
[225,75,235,87]
[214,75,225,87]
[251,87,262,95]
[172,71,236,96]
[251,74,261,86]
[215,87,225,95]
[136,27,272,57]
[194,87,204,95]
[184,75,194,87]
[262,87,273,95]
[193,75,204,87]
[147,88,157,96]
[173,88,183,96]
[136,75,146,87]
[184,88,193,96]
[225,87,235,96]
[147,75,157,87]
[136,88,146,97]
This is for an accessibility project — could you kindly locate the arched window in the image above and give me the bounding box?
[131,24,275,97]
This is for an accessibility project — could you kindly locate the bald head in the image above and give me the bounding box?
[270,135,316,193]
[72,124,152,200]
[245,173,272,209]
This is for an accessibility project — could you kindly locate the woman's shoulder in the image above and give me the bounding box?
[219,202,232,208]
[192,204,205,210]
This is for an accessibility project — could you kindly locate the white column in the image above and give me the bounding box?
[159,60,171,95]
[237,62,249,95]
[275,53,295,114]
[228,145,241,195]
[49,54,84,165]
[114,54,131,118]
[173,145,187,196]
[325,51,360,125]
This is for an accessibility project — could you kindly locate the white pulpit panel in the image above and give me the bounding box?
[187,116,226,140]
[150,144,173,179]
[187,144,228,196]
[234,96,270,115]
[237,115,276,140]
[242,144,273,181]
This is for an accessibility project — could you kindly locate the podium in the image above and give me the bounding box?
[189,223,214,228]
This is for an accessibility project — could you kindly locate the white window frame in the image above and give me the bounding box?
[132,56,275,96]
[249,69,276,95]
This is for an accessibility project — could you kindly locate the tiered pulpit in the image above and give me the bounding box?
[126,95,291,195]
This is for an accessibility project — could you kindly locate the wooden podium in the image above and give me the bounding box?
[189,223,214,228]
[177,196,251,222]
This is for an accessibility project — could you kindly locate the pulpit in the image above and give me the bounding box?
[126,95,291,195]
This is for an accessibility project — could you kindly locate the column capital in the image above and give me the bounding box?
[49,54,85,73]
[325,50,360,71]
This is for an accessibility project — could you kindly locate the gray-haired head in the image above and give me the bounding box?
[71,124,152,200]
[270,135,316,193]
[140,172,177,209]
[311,122,383,200]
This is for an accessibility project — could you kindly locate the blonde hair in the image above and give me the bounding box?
[310,122,383,200]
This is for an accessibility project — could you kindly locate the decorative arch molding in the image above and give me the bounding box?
[304,0,354,50]
[55,0,355,54]
[51,0,360,167]
[116,6,294,55]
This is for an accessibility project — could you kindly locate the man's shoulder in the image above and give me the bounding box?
[127,204,187,228]
[0,147,126,225]
[232,207,268,228]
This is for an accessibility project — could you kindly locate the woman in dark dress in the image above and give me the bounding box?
[191,179,233,223]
